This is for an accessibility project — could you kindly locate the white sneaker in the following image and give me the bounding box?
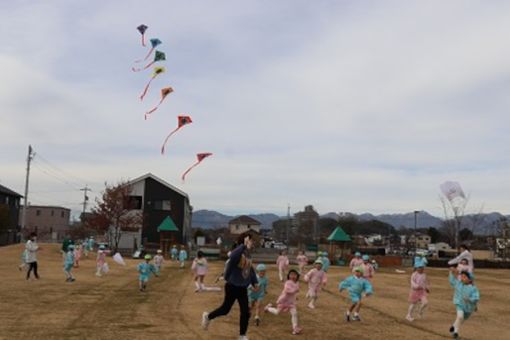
[201,312,210,330]
[406,315,414,322]
[239,336,249,340]
[307,302,315,309]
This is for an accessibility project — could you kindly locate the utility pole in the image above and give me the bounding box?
[80,185,91,214]
[21,145,34,239]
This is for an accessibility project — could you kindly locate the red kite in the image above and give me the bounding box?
[181,153,213,181]
[161,115,192,154]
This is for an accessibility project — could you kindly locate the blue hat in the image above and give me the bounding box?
[322,251,328,256]
[414,258,426,268]
[355,251,361,257]
[256,263,267,272]
[362,255,369,261]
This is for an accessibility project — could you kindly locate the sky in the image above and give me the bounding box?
[1,0,509,219]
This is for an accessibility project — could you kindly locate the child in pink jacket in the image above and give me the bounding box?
[265,269,302,335]
[276,250,290,282]
[349,252,364,272]
[361,255,375,281]
[406,263,430,321]
[296,250,308,274]
[304,259,327,309]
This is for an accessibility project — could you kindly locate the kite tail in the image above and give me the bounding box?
[133,47,154,64]
[144,97,165,119]
[140,77,154,101]
[141,34,146,47]
[160,127,180,154]
[181,161,200,182]
[132,61,155,72]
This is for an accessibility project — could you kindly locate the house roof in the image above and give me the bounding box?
[157,216,179,232]
[125,173,188,199]
[228,215,261,225]
[23,205,70,211]
[327,226,352,242]
[0,184,22,197]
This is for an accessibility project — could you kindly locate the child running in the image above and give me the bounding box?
[248,263,268,326]
[276,250,290,282]
[296,250,308,274]
[320,252,331,273]
[179,245,188,269]
[406,262,429,321]
[192,250,209,292]
[264,269,302,335]
[349,252,363,272]
[138,254,158,292]
[74,243,82,268]
[448,267,480,339]
[170,245,178,261]
[153,249,164,274]
[339,266,373,321]
[64,244,76,282]
[95,245,110,277]
[304,259,327,309]
[361,255,375,281]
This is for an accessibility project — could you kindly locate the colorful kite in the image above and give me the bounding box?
[132,50,166,72]
[137,24,148,46]
[144,87,174,120]
[161,115,193,154]
[140,66,166,101]
[134,38,162,63]
[181,153,213,181]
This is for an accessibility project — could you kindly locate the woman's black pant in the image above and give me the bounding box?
[27,261,39,279]
[209,282,250,335]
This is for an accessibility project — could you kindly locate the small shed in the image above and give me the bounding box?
[327,226,352,261]
[157,216,179,257]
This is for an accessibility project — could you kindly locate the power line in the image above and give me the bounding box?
[32,161,82,190]
[34,153,98,186]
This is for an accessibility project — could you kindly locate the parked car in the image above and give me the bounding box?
[272,242,287,250]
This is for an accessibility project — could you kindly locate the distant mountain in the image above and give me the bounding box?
[193,209,508,234]
[192,210,280,230]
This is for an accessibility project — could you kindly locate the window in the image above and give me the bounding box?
[51,210,55,217]
[127,196,143,210]
[153,200,171,211]
[61,211,65,218]
[36,210,41,216]
[5,197,9,204]
[235,225,239,230]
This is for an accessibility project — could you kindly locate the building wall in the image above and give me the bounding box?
[21,206,70,241]
[142,178,190,246]
[0,192,21,245]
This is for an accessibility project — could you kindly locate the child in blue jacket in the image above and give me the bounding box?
[448,267,480,339]
[339,266,373,321]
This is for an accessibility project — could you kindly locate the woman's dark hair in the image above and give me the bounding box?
[197,250,204,258]
[236,232,252,245]
[459,244,470,251]
[287,269,300,281]
[30,232,37,238]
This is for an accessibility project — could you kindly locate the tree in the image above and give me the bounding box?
[427,227,442,243]
[85,181,143,252]
[459,228,474,241]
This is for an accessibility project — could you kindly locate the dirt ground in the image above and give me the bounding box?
[1,244,509,340]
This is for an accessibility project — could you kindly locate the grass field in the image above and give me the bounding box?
[1,244,509,340]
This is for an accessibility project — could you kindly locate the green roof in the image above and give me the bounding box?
[157,216,179,232]
[327,226,351,242]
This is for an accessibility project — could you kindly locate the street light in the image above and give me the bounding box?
[414,210,420,231]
